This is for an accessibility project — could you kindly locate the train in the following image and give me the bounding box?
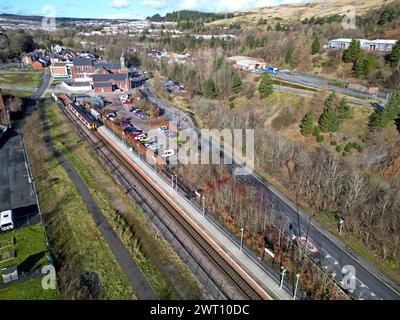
[58,94,101,130]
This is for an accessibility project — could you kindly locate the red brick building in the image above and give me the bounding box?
[71,58,95,79]
[92,74,131,93]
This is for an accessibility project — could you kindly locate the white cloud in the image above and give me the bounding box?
[102,12,144,19]
[107,0,131,9]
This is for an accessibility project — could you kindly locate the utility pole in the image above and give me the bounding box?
[280,266,287,289]
[293,274,300,300]
[240,227,244,251]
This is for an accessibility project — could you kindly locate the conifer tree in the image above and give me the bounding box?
[300,111,314,136]
[258,73,273,98]
[319,107,340,132]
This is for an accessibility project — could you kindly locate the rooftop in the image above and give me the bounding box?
[0,129,37,213]
[72,57,93,66]
[92,74,129,82]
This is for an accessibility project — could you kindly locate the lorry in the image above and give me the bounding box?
[0,210,14,232]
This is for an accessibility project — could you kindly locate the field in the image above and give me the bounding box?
[208,0,392,27]
[23,104,137,300]
[45,102,201,300]
[0,278,59,300]
[0,73,41,88]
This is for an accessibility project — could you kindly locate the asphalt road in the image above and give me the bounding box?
[275,71,388,107]
[41,103,156,300]
[143,84,400,300]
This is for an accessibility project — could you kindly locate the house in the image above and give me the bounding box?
[50,61,73,78]
[328,38,397,52]
[92,74,131,93]
[227,56,268,72]
[72,57,95,81]
[21,50,44,66]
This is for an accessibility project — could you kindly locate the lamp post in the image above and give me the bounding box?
[280,266,287,289]
[240,227,245,251]
[339,217,345,234]
[293,273,300,300]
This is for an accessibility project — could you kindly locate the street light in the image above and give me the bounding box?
[240,227,245,251]
[293,273,300,300]
[280,266,287,289]
[339,217,345,234]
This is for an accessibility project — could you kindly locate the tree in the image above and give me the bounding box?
[325,92,337,108]
[369,90,400,129]
[300,111,314,136]
[343,39,362,63]
[354,53,374,77]
[203,78,218,98]
[231,74,242,94]
[337,98,352,119]
[311,36,321,55]
[258,74,273,99]
[285,46,292,65]
[389,39,400,70]
[319,107,340,132]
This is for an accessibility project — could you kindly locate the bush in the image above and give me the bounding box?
[336,145,342,153]
[342,151,348,157]
[330,140,337,146]
[344,143,353,153]
[316,134,324,143]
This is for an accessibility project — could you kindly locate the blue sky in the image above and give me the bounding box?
[0,0,307,20]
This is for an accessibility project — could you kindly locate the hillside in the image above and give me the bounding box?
[209,0,397,26]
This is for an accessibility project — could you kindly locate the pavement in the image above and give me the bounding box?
[99,125,293,300]
[41,103,157,300]
[142,85,400,300]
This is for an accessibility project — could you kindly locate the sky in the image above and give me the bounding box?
[0,0,310,20]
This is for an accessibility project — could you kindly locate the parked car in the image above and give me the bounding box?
[149,144,161,151]
[158,126,168,132]
[140,136,152,143]
[161,149,175,158]
[135,133,147,141]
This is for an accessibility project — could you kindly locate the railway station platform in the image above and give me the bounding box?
[99,126,293,300]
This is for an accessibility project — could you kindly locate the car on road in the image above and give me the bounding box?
[158,126,168,132]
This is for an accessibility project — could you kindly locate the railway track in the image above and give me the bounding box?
[94,130,264,300]
[57,100,267,300]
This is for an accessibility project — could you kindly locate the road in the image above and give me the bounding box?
[141,84,400,300]
[275,70,388,107]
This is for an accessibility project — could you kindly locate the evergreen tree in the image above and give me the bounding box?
[389,39,400,69]
[337,98,352,119]
[319,107,340,132]
[354,53,374,77]
[325,92,337,108]
[258,73,273,99]
[311,36,321,55]
[231,74,242,94]
[285,46,293,65]
[203,78,218,98]
[300,111,314,136]
[369,90,400,129]
[343,39,362,63]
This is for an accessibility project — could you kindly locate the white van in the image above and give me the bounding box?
[0,210,14,232]
[161,149,175,158]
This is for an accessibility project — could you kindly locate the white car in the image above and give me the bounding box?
[158,126,168,132]
[135,134,147,141]
[145,141,155,148]
[161,149,175,158]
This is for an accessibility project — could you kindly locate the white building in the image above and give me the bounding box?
[328,38,397,52]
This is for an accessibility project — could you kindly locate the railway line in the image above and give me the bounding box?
[56,98,270,300]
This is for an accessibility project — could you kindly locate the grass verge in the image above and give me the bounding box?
[46,102,201,299]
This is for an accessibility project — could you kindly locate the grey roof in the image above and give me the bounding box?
[72,57,94,66]
[93,83,113,88]
[0,130,37,213]
[95,63,121,70]
[92,74,128,82]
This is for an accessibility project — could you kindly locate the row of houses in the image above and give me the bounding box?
[328,38,397,52]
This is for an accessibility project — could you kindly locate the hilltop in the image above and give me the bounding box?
[208,0,397,26]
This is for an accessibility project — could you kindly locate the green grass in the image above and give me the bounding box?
[0,73,41,88]
[23,105,136,300]
[0,277,59,300]
[0,225,49,271]
[46,102,201,300]
[0,89,34,97]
